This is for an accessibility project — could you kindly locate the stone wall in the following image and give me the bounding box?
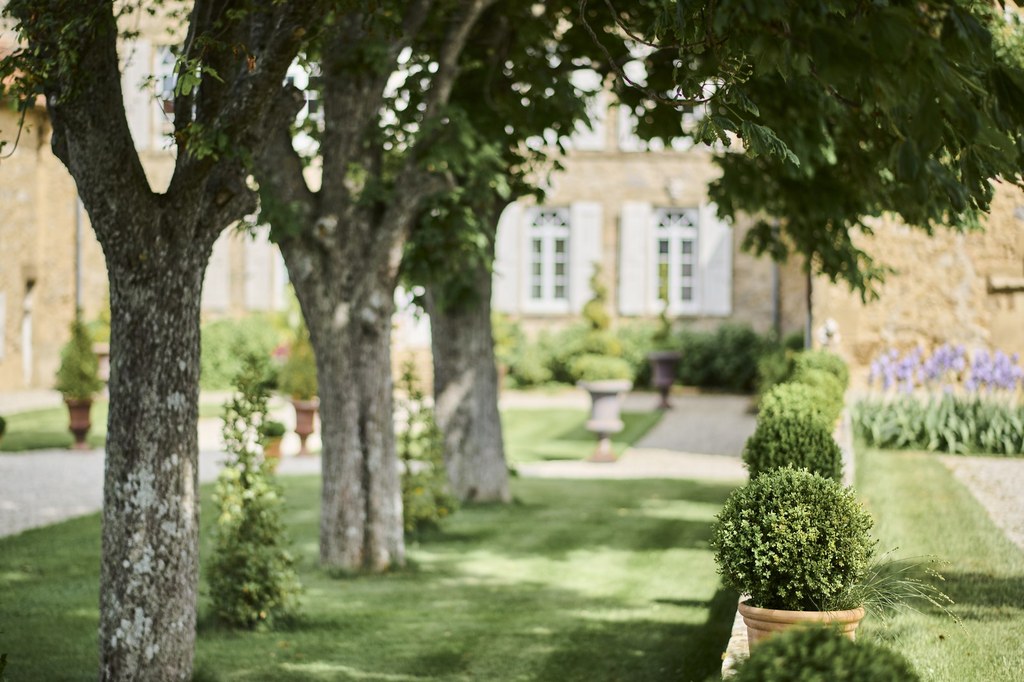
[812,184,1024,386]
[0,108,108,391]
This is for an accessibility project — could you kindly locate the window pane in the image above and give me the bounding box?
[554,262,565,277]
[554,284,566,299]
[533,238,543,254]
[532,285,543,299]
[658,239,669,255]
[681,240,693,255]
[681,286,693,301]
[554,239,566,255]
[682,264,693,278]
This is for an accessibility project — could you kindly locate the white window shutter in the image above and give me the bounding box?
[699,203,733,316]
[244,227,274,311]
[121,40,152,152]
[618,202,655,315]
[202,232,232,312]
[492,202,523,313]
[569,202,604,313]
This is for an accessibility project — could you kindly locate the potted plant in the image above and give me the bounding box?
[646,281,680,409]
[573,265,635,462]
[711,467,875,647]
[260,419,287,460]
[55,316,104,450]
[278,327,318,456]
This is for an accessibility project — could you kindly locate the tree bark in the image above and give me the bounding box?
[280,239,405,572]
[425,262,511,503]
[98,238,213,680]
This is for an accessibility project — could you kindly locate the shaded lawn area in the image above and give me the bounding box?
[502,408,663,463]
[0,401,225,452]
[0,477,737,682]
[856,447,1024,681]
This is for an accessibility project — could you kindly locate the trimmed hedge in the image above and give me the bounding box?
[742,411,843,481]
[794,349,850,391]
[758,383,834,428]
[733,626,920,681]
[790,366,845,425]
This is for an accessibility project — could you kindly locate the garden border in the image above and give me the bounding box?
[719,406,855,677]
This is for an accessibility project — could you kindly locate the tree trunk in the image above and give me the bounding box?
[98,248,210,680]
[426,260,511,503]
[283,243,405,572]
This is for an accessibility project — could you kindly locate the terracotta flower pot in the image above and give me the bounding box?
[578,379,633,462]
[738,599,866,648]
[65,397,93,451]
[264,436,283,459]
[291,397,319,456]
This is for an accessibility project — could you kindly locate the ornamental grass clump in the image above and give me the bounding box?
[742,411,843,481]
[732,626,921,682]
[208,354,301,629]
[711,468,875,611]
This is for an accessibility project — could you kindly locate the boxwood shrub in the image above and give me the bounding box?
[733,626,920,682]
[711,468,875,611]
[758,383,834,428]
[742,412,843,481]
[790,367,845,424]
[794,349,850,391]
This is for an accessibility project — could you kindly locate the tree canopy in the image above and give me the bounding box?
[595,0,1024,296]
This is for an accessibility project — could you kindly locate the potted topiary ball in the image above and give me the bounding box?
[732,625,921,681]
[260,419,287,460]
[55,316,104,450]
[711,468,875,647]
[278,327,318,456]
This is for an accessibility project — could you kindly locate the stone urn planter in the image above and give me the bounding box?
[646,350,681,409]
[65,398,93,450]
[291,398,319,456]
[738,599,866,648]
[578,379,633,462]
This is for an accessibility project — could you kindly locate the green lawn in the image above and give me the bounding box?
[0,403,108,451]
[0,401,226,452]
[502,408,664,463]
[856,447,1024,681]
[0,477,736,681]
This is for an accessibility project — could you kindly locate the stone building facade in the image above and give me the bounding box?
[0,31,289,391]
[812,184,1024,384]
[492,101,808,339]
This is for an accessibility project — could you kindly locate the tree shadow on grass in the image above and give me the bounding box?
[937,571,1024,620]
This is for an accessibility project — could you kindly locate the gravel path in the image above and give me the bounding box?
[941,455,1024,552]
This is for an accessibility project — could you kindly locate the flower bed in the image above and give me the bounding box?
[854,345,1024,455]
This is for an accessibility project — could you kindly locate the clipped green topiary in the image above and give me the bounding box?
[55,317,103,400]
[260,419,286,439]
[278,327,318,400]
[733,626,921,682]
[396,361,458,534]
[791,367,845,424]
[742,411,843,481]
[569,354,634,383]
[758,383,834,428]
[711,468,875,611]
[794,349,850,392]
[209,354,301,629]
[0,414,6,438]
